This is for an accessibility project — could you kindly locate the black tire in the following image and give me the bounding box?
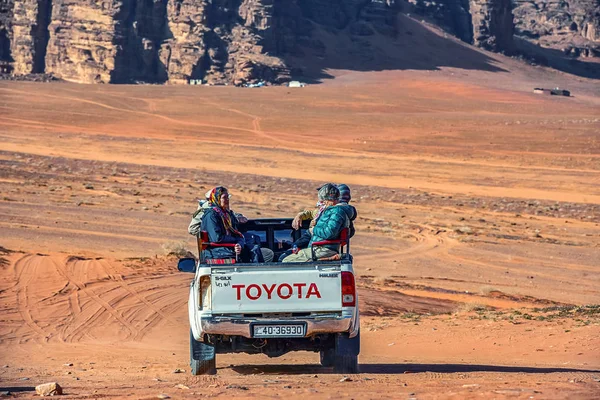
[333,355,358,374]
[333,330,360,374]
[190,330,216,375]
[320,348,335,367]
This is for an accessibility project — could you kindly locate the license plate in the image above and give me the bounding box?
[253,324,305,338]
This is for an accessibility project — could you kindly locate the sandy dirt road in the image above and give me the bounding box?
[1,55,599,398]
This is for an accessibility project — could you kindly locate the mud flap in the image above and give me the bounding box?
[192,336,216,361]
[335,331,360,356]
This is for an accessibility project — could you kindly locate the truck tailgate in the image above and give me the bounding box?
[210,264,342,313]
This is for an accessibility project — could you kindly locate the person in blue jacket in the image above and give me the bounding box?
[201,186,263,263]
[282,183,353,262]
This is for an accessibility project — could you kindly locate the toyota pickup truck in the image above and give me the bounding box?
[177,218,360,375]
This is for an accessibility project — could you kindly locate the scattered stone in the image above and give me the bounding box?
[455,226,474,235]
[226,385,249,390]
[83,183,94,190]
[63,363,73,367]
[462,384,480,388]
[35,382,63,396]
[2,365,8,368]
[172,368,184,374]
[0,392,10,397]
[339,376,353,382]
[283,385,292,389]
[156,395,170,399]
[174,384,189,390]
[20,377,29,381]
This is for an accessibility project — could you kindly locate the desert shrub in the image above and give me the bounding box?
[161,240,191,258]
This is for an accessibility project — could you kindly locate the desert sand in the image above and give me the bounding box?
[1,42,599,399]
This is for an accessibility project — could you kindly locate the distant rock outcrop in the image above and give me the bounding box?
[407,0,514,52]
[0,0,596,84]
[470,0,514,52]
[512,0,599,58]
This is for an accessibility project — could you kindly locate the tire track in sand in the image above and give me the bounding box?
[12,254,51,342]
[201,99,286,144]
[96,259,182,340]
[53,257,138,341]
[0,88,269,138]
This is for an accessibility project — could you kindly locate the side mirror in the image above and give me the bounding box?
[177,257,197,273]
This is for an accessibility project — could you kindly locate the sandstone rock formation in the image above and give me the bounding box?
[512,0,599,57]
[470,0,514,52]
[406,0,514,52]
[0,0,596,84]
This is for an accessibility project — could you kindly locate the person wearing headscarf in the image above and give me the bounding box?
[200,186,245,261]
[187,189,213,236]
[200,186,268,263]
[188,189,249,237]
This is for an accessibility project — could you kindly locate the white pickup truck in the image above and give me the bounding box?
[177,218,360,375]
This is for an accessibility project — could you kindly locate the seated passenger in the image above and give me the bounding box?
[283,183,353,263]
[201,186,263,263]
[188,189,248,236]
[279,183,357,262]
[278,188,331,262]
[337,183,357,238]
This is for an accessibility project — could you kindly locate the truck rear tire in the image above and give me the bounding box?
[320,348,335,367]
[334,355,358,374]
[190,330,216,375]
[333,330,360,374]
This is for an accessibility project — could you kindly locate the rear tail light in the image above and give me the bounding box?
[341,271,356,307]
[199,276,211,310]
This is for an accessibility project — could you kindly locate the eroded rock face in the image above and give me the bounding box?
[406,0,474,43]
[0,0,15,72]
[470,0,514,52]
[45,0,126,83]
[512,0,600,57]
[407,0,514,52]
[13,0,591,84]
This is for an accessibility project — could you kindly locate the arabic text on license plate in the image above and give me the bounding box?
[253,324,304,337]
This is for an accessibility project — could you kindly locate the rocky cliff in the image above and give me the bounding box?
[0,0,596,84]
[512,0,599,58]
[405,0,514,52]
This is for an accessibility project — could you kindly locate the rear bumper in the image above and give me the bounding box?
[199,314,353,339]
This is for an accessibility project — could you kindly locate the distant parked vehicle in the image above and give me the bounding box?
[288,81,306,88]
[533,87,570,97]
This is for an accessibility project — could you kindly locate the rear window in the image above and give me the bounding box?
[274,228,295,250]
[244,230,267,245]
